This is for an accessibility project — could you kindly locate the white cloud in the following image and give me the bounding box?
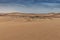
[0,3,60,13]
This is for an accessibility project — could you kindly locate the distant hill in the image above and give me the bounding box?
[0,12,60,18]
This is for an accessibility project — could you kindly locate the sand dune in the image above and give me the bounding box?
[0,13,60,40]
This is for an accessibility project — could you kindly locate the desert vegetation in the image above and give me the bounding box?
[0,12,60,22]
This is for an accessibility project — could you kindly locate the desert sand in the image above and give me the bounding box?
[0,13,60,40]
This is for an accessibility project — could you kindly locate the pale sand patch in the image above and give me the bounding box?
[0,17,60,40]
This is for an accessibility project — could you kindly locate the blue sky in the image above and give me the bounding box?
[0,0,60,13]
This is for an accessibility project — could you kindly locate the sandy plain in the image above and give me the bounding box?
[0,13,60,40]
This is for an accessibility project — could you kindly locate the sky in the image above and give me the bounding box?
[0,0,60,13]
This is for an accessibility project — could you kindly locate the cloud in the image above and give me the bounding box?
[0,0,58,13]
[39,3,60,8]
[0,3,60,13]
